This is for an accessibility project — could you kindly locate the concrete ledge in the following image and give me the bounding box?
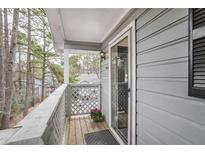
[0,84,68,145]
[0,127,20,144]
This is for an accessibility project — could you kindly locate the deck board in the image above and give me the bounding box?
[68,118,76,145]
[79,117,88,144]
[102,121,108,129]
[75,117,84,145]
[66,115,108,145]
[96,120,105,130]
[89,117,99,132]
[85,116,95,133]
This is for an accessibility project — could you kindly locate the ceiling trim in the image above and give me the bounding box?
[64,40,102,51]
[44,8,65,53]
[59,9,67,41]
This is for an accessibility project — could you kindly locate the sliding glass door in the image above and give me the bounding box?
[111,35,130,144]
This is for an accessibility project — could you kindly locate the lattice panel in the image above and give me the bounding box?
[118,83,128,112]
[111,83,128,112]
[70,85,100,115]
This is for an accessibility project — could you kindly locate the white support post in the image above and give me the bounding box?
[64,50,69,84]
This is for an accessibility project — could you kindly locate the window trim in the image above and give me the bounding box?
[188,8,205,98]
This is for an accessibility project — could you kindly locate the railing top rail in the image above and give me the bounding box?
[3,84,67,145]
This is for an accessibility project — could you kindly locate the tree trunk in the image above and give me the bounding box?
[0,8,5,127]
[24,9,31,116]
[18,45,22,91]
[41,20,46,101]
[1,9,20,129]
[1,8,9,129]
[41,53,46,101]
[31,57,35,107]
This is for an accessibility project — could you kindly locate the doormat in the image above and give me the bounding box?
[84,129,119,145]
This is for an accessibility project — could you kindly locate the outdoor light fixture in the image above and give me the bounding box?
[100,51,106,60]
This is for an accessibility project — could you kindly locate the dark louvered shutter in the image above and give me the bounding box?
[189,8,205,98]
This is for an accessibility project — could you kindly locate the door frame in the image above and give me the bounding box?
[108,21,136,145]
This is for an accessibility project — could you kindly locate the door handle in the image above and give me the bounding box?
[128,88,131,92]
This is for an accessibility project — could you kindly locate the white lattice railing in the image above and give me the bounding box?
[67,84,100,115]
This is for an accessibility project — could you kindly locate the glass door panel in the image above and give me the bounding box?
[111,36,129,144]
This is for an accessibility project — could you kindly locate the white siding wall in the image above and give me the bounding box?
[136,8,205,145]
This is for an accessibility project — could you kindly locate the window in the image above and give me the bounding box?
[189,8,205,98]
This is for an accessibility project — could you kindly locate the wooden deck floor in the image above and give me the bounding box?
[65,115,108,145]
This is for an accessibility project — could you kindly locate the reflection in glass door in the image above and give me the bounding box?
[111,36,129,144]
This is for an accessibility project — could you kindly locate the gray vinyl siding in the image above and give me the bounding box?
[136,8,205,145]
[101,8,205,145]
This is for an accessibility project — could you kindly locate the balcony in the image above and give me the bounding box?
[2,8,203,145]
[0,83,109,145]
[0,8,132,145]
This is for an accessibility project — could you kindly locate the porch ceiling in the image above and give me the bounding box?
[45,8,131,52]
